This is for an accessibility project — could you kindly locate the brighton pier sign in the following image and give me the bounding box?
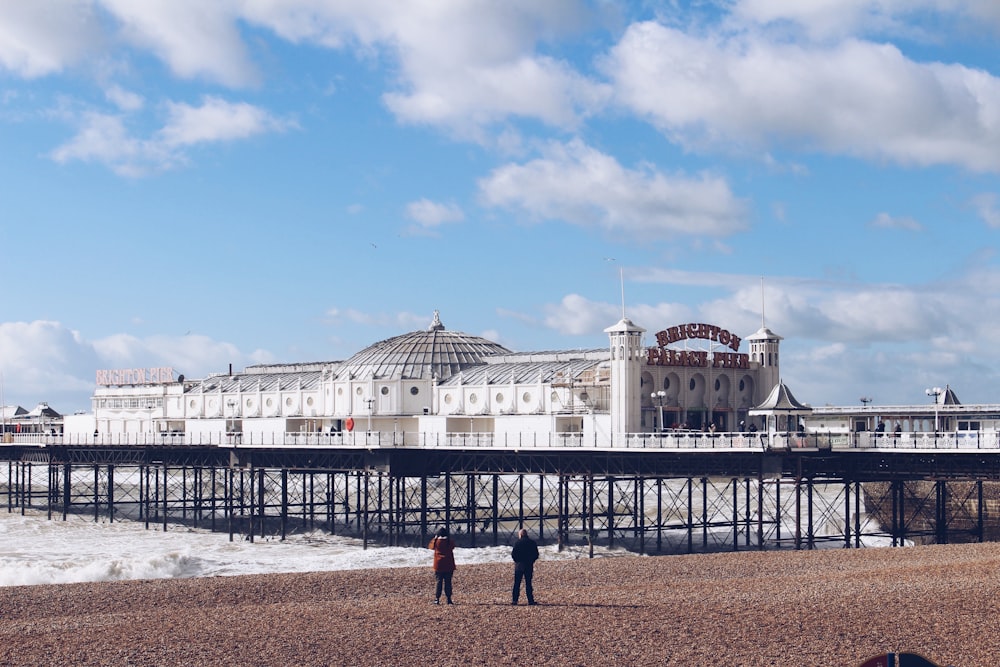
[647,323,750,369]
[96,367,175,386]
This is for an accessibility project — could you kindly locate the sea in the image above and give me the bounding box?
[1,478,900,588]
[0,508,632,588]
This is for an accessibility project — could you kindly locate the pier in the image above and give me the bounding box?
[5,431,1000,555]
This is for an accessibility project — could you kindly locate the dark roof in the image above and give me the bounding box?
[942,385,961,405]
[750,380,812,413]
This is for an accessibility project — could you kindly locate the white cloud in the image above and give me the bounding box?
[542,294,624,336]
[157,96,293,147]
[99,0,259,87]
[970,192,1000,228]
[49,112,146,176]
[241,0,607,135]
[869,212,923,231]
[0,1,103,78]
[731,0,1000,41]
[603,22,1000,171]
[0,320,278,412]
[532,265,1000,404]
[50,97,292,176]
[479,139,747,238]
[541,294,693,337]
[105,85,144,112]
[92,332,241,374]
[0,322,98,407]
[406,199,464,226]
[5,2,603,141]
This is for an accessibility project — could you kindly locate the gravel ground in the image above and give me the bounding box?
[2,542,998,666]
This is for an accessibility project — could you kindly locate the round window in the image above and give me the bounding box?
[356,387,363,395]
[337,387,343,396]
[469,393,478,404]
[495,393,504,403]
[266,398,273,407]
[285,397,293,406]
[380,386,389,396]
[306,397,314,406]
[189,399,196,409]
[410,386,419,396]
[689,378,696,391]
[444,393,452,404]
[522,392,531,403]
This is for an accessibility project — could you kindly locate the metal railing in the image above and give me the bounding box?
[4,429,1000,451]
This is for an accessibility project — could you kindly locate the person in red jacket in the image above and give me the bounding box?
[428,526,456,604]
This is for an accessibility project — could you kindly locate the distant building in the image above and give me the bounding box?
[1,403,61,439]
[80,311,782,443]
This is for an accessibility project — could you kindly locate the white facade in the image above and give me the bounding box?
[80,313,780,442]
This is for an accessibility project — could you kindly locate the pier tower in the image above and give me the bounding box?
[605,317,646,436]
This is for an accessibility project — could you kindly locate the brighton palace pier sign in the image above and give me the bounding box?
[96,367,176,386]
[646,323,749,369]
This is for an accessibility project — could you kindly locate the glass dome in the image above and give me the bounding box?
[336,311,511,381]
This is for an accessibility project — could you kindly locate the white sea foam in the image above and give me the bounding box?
[0,509,630,587]
[1,477,900,588]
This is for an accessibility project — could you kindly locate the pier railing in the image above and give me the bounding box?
[4,430,1000,450]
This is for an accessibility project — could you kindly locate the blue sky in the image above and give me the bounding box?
[3,0,1000,413]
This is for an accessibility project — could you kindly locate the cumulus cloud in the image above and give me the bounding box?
[479,139,747,238]
[555,265,998,355]
[0,320,276,412]
[50,97,293,176]
[541,294,693,337]
[240,0,607,135]
[157,96,293,146]
[0,322,99,405]
[0,1,103,78]
[603,22,1000,171]
[730,0,1000,41]
[528,264,1000,404]
[99,0,259,87]
[405,198,464,235]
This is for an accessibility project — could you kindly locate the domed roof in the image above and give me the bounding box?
[336,311,512,381]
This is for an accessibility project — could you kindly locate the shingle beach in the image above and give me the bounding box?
[2,542,996,666]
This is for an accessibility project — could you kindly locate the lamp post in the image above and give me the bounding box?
[365,397,375,433]
[925,387,943,433]
[859,397,872,432]
[651,390,666,433]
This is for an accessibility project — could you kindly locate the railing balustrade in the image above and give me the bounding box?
[3,430,1000,451]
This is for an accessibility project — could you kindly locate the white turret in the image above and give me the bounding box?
[605,317,646,436]
[745,326,782,404]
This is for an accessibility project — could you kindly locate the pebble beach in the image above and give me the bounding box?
[2,542,998,666]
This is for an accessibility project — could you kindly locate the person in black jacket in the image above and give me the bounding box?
[510,528,539,605]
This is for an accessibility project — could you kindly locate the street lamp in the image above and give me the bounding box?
[651,390,666,433]
[365,397,375,433]
[859,396,872,406]
[925,387,943,433]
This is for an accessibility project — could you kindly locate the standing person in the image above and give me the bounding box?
[428,526,455,605]
[511,528,539,606]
